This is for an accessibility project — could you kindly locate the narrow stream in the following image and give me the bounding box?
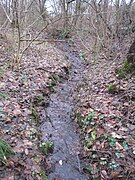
[41,42,88,180]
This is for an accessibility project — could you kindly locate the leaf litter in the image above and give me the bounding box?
[0,33,135,179]
[73,35,135,179]
[0,37,69,179]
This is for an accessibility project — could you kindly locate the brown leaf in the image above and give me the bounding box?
[0,82,6,88]
[101,142,105,149]
[101,170,109,180]
[33,165,41,173]
[87,127,92,133]
[2,176,14,180]
[111,171,120,179]
[36,175,41,180]
[23,140,33,146]
[8,176,14,180]
[4,117,12,122]
[116,142,124,150]
[13,146,24,153]
[24,170,32,175]
[24,131,31,138]
[13,109,22,116]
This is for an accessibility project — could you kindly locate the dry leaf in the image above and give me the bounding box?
[111,171,120,179]
[111,132,121,139]
[13,109,22,116]
[0,82,6,88]
[23,140,33,146]
[4,117,12,122]
[87,127,92,133]
[101,170,109,180]
[116,142,124,150]
[24,131,31,137]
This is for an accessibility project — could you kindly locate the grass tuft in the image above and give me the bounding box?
[0,139,15,163]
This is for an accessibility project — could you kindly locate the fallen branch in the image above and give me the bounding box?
[20,39,66,43]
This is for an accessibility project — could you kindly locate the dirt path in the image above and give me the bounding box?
[40,42,88,180]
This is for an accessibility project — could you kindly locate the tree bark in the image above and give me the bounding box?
[127,40,135,65]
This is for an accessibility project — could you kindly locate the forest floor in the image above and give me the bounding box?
[0,33,135,180]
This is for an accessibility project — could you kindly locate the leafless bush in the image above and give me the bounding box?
[0,0,135,68]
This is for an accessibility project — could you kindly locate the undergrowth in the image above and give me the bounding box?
[38,142,54,155]
[107,84,118,94]
[116,59,135,79]
[0,139,15,163]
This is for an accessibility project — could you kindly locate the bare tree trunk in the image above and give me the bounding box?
[127,40,135,65]
[38,0,47,23]
[61,0,69,31]
[71,0,81,28]
[11,0,21,69]
[115,0,121,38]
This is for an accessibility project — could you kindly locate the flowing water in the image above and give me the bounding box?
[41,42,88,180]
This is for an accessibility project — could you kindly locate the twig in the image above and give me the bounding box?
[0,2,12,23]
[20,39,65,42]
[77,153,81,172]
[88,149,112,155]
[126,171,131,180]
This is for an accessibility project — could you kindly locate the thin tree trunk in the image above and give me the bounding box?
[127,40,135,65]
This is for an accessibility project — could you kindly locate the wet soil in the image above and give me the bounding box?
[41,42,88,180]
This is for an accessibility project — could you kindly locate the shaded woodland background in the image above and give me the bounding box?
[0,0,135,67]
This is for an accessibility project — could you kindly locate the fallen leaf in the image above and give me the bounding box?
[0,82,6,88]
[8,176,14,180]
[23,140,33,146]
[23,108,32,115]
[128,124,135,130]
[13,109,22,116]
[13,146,24,153]
[111,132,122,139]
[101,170,109,179]
[111,171,123,179]
[87,127,92,133]
[4,117,12,122]
[116,142,124,150]
[24,131,31,137]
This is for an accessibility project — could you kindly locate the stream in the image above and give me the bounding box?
[41,42,88,180]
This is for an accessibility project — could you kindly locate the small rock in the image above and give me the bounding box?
[59,160,63,165]
[25,148,29,155]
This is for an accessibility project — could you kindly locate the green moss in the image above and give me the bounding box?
[33,95,44,106]
[107,84,117,93]
[0,69,4,78]
[0,92,8,99]
[47,74,62,92]
[30,107,39,124]
[116,59,135,79]
[123,59,134,72]
[59,29,70,39]
[38,141,54,155]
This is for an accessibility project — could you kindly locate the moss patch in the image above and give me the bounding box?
[116,59,135,79]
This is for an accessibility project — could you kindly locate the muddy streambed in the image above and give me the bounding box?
[41,42,88,180]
